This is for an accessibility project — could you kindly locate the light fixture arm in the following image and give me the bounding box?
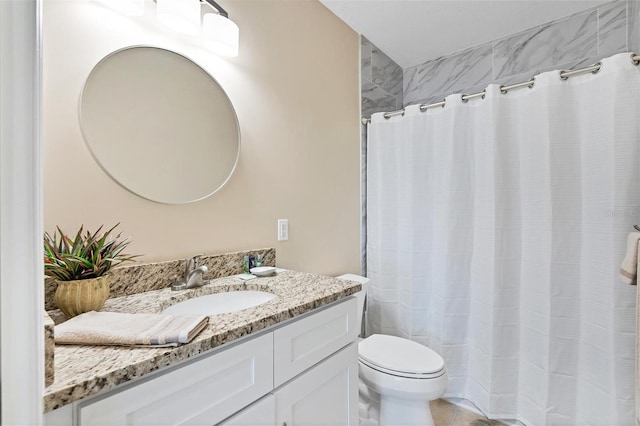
[201,0,228,18]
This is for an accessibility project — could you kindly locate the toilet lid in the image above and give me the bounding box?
[358,334,445,375]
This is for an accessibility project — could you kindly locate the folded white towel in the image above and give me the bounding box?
[55,311,209,347]
[620,232,640,285]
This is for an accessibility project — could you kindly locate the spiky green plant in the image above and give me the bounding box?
[44,224,139,281]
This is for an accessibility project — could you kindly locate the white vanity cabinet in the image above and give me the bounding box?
[273,343,358,426]
[222,342,359,426]
[269,294,359,426]
[44,297,358,426]
[78,332,274,425]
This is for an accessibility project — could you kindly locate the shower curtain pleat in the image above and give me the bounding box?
[366,53,639,425]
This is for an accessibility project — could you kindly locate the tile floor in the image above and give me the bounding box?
[430,399,505,426]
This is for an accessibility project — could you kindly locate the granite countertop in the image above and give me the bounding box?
[44,270,361,413]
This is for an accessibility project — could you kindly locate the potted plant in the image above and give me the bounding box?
[44,223,139,318]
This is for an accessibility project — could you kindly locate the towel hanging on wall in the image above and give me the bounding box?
[620,232,640,285]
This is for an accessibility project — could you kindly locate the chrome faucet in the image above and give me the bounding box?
[171,256,209,291]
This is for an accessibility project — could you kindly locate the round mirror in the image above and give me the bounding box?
[79,46,240,204]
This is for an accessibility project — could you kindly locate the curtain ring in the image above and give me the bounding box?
[383,109,405,120]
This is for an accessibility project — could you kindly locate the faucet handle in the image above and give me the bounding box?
[185,255,201,274]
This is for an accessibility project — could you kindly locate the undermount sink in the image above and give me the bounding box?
[162,291,277,316]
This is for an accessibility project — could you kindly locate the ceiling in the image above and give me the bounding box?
[318,0,610,68]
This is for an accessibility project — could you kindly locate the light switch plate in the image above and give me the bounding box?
[277,219,288,241]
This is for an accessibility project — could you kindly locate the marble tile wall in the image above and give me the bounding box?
[361,37,403,275]
[405,0,639,106]
[630,0,640,51]
[361,36,403,117]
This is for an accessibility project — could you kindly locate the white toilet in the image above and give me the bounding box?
[337,274,448,426]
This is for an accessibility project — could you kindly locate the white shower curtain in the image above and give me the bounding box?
[366,53,640,425]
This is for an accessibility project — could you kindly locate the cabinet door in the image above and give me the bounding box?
[273,297,357,387]
[78,333,274,426]
[274,343,358,426]
[218,395,276,426]
[43,405,73,426]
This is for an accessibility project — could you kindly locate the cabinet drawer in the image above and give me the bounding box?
[78,333,273,426]
[273,297,357,387]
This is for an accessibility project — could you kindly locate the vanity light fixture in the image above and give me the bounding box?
[157,0,202,35]
[155,0,239,57]
[202,5,239,57]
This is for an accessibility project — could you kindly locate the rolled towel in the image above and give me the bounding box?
[55,311,209,347]
[620,232,640,285]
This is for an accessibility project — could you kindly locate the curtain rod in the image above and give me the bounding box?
[361,53,640,125]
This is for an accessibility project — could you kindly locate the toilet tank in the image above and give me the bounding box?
[336,274,369,336]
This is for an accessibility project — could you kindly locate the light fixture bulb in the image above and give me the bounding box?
[202,13,239,57]
[157,0,201,35]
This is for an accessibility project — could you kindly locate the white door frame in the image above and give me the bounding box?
[0,0,44,424]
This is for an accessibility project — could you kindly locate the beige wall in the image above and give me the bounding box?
[43,0,360,275]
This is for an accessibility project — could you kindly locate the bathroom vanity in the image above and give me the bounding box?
[43,270,361,426]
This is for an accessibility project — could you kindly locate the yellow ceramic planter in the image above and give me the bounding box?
[55,276,110,318]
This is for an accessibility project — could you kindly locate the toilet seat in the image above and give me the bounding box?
[359,357,446,379]
[358,334,445,379]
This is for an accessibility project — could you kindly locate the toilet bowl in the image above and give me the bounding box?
[337,274,448,426]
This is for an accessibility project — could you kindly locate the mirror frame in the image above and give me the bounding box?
[78,45,241,204]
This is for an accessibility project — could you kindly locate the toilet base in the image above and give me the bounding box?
[360,382,435,426]
[379,395,434,426]
[359,379,380,425]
